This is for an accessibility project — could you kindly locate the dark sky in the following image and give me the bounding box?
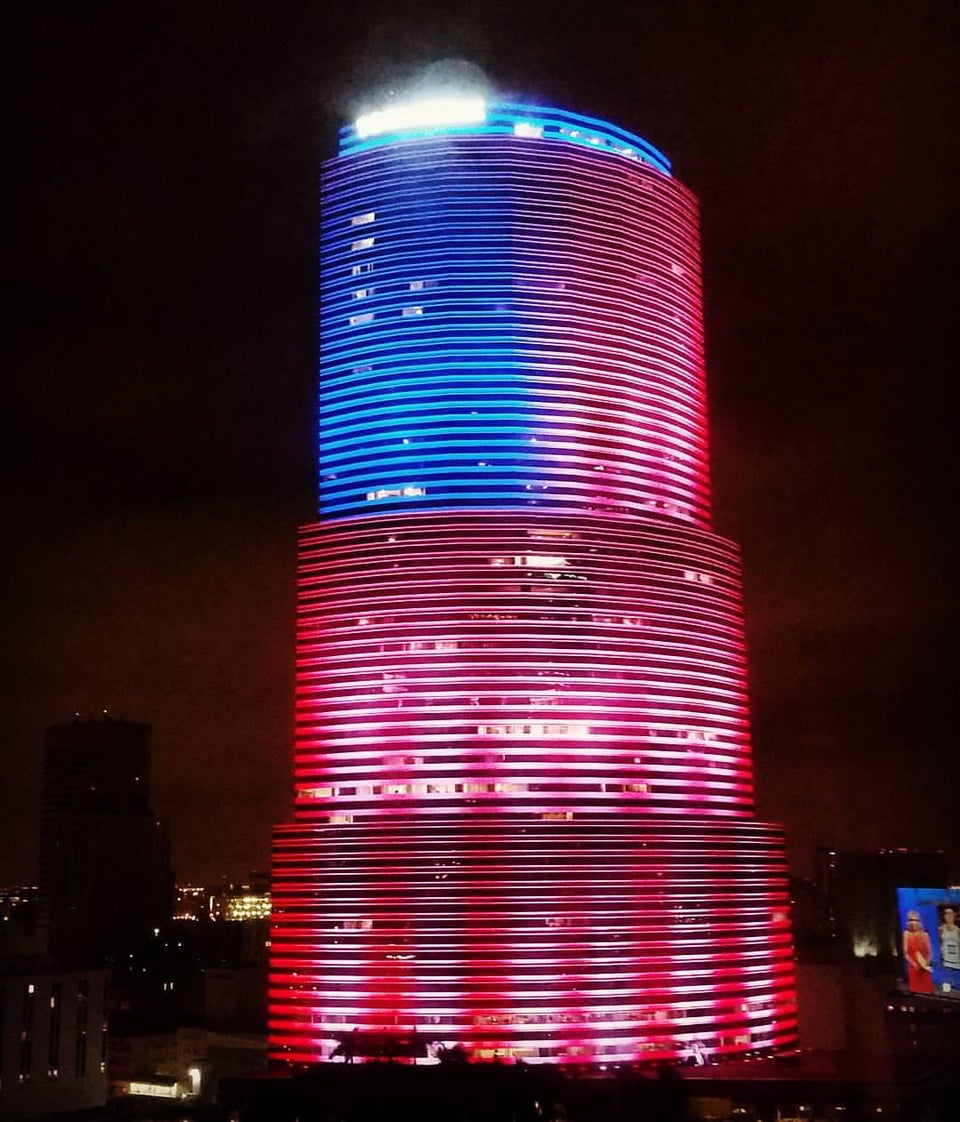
[6,1,957,884]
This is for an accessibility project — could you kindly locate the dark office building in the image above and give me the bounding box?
[816,847,949,959]
[39,716,173,963]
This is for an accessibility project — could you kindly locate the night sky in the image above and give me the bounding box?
[6,1,957,885]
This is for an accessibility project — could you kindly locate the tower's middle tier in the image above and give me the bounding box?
[293,509,757,823]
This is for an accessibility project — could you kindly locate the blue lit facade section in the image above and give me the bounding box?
[320,143,537,517]
[319,103,710,524]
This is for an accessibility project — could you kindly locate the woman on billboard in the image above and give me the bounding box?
[902,910,935,994]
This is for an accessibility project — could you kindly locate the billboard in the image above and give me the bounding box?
[896,887,960,998]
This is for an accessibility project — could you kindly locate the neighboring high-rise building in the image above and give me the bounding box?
[39,716,172,962]
[269,98,798,1064]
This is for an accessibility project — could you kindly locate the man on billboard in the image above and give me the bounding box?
[939,906,960,972]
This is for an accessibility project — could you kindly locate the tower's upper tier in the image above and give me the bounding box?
[320,100,711,527]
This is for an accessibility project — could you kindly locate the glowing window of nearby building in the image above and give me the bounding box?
[350,212,375,226]
[349,312,374,326]
[351,236,375,251]
[402,305,424,316]
[223,893,271,921]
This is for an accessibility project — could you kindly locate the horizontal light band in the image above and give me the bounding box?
[341,103,672,174]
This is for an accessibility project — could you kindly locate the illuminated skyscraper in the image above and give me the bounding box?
[269,99,798,1064]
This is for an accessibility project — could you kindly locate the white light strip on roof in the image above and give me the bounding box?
[355,97,487,139]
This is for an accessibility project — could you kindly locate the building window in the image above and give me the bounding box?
[19,1039,32,1082]
[348,312,374,326]
[49,983,61,1076]
[350,211,375,226]
[683,569,713,585]
[402,305,424,316]
[75,980,88,1078]
[350,236,375,251]
[350,262,374,276]
[365,485,426,501]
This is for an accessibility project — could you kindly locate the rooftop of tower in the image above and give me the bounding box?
[339,98,672,176]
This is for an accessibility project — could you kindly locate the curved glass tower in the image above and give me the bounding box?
[269,99,798,1065]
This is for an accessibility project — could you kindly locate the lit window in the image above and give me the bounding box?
[343,917,372,930]
[514,122,543,139]
[682,569,713,584]
[365,485,426,501]
[353,288,374,299]
[348,312,374,326]
[351,236,375,251]
[517,553,567,569]
[528,528,578,540]
[350,211,375,226]
[402,305,424,316]
[350,262,374,276]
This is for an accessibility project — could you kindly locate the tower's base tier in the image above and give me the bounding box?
[269,814,798,1064]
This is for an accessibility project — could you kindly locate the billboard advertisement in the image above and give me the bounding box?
[896,887,960,998]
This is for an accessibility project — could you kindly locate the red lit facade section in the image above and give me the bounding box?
[269,105,798,1064]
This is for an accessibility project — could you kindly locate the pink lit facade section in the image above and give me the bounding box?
[269,104,798,1065]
